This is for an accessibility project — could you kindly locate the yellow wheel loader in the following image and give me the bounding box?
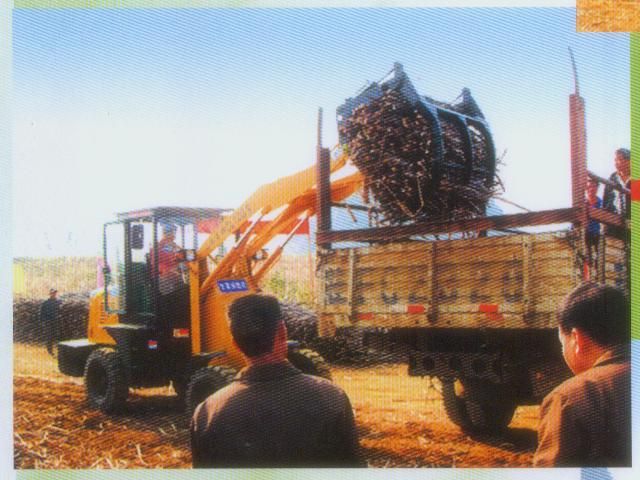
[57,154,363,414]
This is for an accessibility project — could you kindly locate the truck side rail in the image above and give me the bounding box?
[316,207,581,244]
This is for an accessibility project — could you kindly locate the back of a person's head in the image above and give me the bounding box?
[228,294,281,357]
[558,282,629,346]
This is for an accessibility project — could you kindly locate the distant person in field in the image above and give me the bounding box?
[190,294,363,468]
[602,148,630,239]
[584,178,602,268]
[534,283,630,467]
[40,288,61,355]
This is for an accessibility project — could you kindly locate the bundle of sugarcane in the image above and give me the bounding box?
[339,89,497,225]
[57,294,90,340]
[13,299,42,343]
[280,302,319,347]
[13,294,89,343]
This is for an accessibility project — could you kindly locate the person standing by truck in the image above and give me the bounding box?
[584,178,602,268]
[40,288,61,355]
[533,283,630,467]
[190,294,363,468]
[602,148,631,239]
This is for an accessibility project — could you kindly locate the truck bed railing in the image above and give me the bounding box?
[316,206,625,245]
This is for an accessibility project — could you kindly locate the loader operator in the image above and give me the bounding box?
[190,294,363,468]
[533,283,630,467]
[150,223,190,327]
[155,223,183,296]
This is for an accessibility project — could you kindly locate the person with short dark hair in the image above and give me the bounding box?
[190,294,363,468]
[40,288,61,355]
[534,283,631,467]
[228,293,282,357]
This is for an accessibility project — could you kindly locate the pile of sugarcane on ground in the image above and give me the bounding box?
[13,293,90,344]
[339,89,498,225]
[12,297,391,365]
[282,302,366,364]
[281,303,404,365]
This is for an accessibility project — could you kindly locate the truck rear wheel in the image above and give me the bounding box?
[288,348,332,381]
[186,365,237,415]
[442,379,516,434]
[84,347,128,413]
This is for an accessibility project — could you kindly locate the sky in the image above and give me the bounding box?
[12,7,630,257]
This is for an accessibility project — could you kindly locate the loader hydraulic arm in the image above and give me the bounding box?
[188,148,362,356]
[196,150,361,293]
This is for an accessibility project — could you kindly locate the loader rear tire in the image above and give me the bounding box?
[442,379,516,434]
[288,348,332,381]
[186,365,237,416]
[84,348,128,413]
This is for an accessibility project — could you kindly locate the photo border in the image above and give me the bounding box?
[4,1,636,479]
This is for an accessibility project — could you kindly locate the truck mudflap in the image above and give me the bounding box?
[58,338,99,377]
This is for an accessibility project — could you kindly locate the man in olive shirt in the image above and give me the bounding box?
[190,294,362,468]
[534,283,630,467]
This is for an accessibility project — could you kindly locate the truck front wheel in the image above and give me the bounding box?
[84,348,129,413]
[442,379,516,434]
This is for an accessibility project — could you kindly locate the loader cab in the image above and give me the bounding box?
[102,207,227,330]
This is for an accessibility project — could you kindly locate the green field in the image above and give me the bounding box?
[13,255,315,306]
[13,257,98,299]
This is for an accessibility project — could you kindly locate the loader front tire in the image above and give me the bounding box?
[171,377,187,404]
[288,348,332,381]
[84,348,128,413]
[186,365,237,416]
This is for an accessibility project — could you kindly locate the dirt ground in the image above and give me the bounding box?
[14,343,539,469]
[578,0,640,31]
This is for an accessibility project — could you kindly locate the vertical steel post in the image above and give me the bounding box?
[569,49,593,282]
[569,49,588,229]
[570,91,589,280]
[570,93,588,219]
[316,108,332,249]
